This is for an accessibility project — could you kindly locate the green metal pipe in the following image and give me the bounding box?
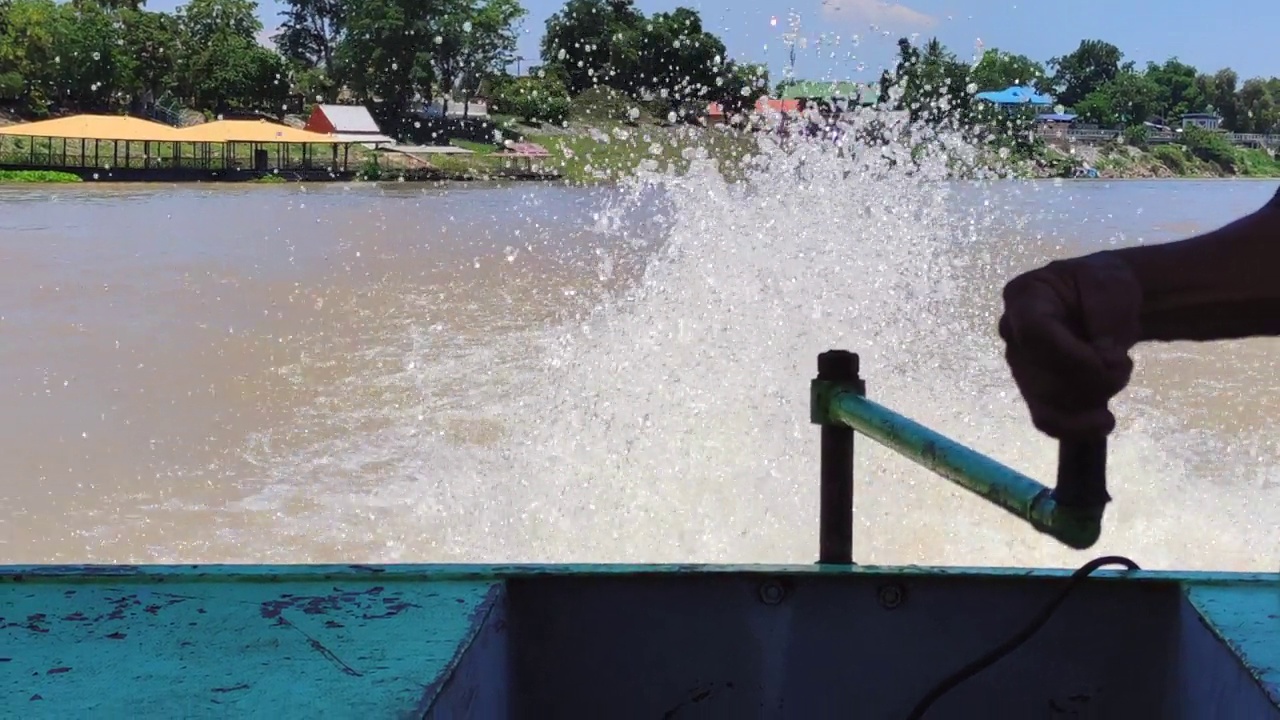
[814,385,1102,550]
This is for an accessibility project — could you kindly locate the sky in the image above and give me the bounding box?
[147,0,1280,85]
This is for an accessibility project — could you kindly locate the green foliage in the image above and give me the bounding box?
[1180,126,1237,169]
[539,1,749,116]
[969,50,1046,92]
[715,61,768,117]
[1046,39,1123,108]
[355,154,382,180]
[1144,58,1204,119]
[0,0,528,128]
[879,31,1280,166]
[1150,144,1190,174]
[490,74,569,124]
[1122,124,1149,147]
[568,85,634,122]
[881,37,974,125]
[0,0,1277,165]
[0,168,80,182]
[177,0,290,113]
[274,0,343,70]
[1074,69,1163,126]
[332,0,523,123]
[1232,147,1280,177]
[540,0,643,96]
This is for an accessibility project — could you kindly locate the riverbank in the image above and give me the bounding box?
[353,119,758,185]
[1023,141,1280,180]
[4,108,1276,184]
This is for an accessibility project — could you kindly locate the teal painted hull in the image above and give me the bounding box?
[2,563,1278,718]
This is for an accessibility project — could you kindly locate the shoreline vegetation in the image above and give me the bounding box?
[5,106,1277,186]
[3,105,1277,186]
[2,0,1278,185]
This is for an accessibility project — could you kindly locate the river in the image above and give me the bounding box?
[0,149,1276,570]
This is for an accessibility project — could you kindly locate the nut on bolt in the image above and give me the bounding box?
[758,580,786,605]
[878,583,905,610]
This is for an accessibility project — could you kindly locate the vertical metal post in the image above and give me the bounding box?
[816,350,864,564]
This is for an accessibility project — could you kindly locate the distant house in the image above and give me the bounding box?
[755,98,802,114]
[974,86,1055,112]
[304,104,395,147]
[1034,112,1077,138]
[1180,113,1222,130]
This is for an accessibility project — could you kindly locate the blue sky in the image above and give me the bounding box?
[149,0,1280,84]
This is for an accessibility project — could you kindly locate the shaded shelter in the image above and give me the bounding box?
[0,114,181,169]
[178,119,350,172]
[0,114,353,178]
[974,86,1055,109]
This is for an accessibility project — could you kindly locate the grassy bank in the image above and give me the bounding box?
[0,169,81,183]
[348,118,758,185]
[520,123,757,184]
[1020,140,1280,180]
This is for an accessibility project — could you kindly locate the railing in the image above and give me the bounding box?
[810,350,1109,563]
[145,104,182,128]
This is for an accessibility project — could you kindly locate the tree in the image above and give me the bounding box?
[1073,69,1162,126]
[1047,39,1122,108]
[635,7,724,110]
[0,0,61,112]
[118,9,181,105]
[1196,68,1241,130]
[1237,78,1277,134]
[176,0,290,113]
[885,37,972,124]
[969,49,1046,92]
[490,73,569,123]
[49,0,123,110]
[333,0,437,124]
[1144,58,1206,120]
[540,0,644,95]
[714,60,767,117]
[426,0,523,115]
[274,0,344,70]
[452,0,525,114]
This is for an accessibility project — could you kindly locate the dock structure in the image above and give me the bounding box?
[1,351,1278,718]
[0,114,354,181]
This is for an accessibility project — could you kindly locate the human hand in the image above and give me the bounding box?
[998,253,1144,440]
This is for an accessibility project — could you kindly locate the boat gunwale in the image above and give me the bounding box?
[0,562,1274,586]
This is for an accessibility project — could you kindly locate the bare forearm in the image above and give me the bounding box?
[1107,188,1280,342]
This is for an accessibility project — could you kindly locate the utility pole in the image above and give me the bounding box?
[781,12,802,84]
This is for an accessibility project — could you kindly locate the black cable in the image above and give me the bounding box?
[903,554,1141,720]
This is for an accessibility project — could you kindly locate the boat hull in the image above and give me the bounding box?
[3,563,1277,719]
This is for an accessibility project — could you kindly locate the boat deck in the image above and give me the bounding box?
[2,564,1277,718]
